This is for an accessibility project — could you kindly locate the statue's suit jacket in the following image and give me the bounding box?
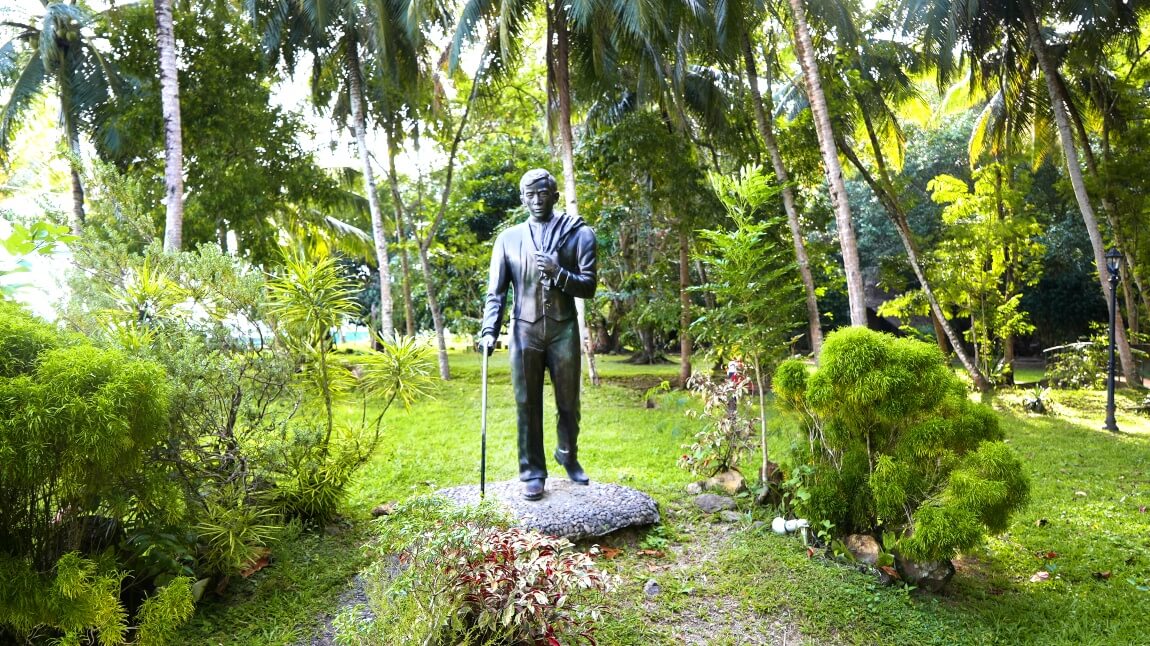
[480,213,597,338]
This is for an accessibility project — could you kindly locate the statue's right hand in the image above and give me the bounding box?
[479,335,496,356]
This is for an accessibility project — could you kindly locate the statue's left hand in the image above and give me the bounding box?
[535,252,559,277]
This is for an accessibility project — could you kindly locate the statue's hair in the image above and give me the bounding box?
[519,168,557,193]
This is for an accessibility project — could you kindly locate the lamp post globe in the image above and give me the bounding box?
[1104,248,1121,433]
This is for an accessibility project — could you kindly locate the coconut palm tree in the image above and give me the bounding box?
[1,2,127,233]
[252,0,448,341]
[813,12,995,390]
[898,0,1143,384]
[154,0,184,251]
[784,0,868,327]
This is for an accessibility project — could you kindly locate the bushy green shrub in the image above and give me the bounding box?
[348,498,616,645]
[0,303,193,641]
[774,328,1030,562]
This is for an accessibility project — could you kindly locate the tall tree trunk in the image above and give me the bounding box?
[931,313,950,354]
[551,2,600,385]
[679,229,692,385]
[416,242,451,379]
[155,0,184,252]
[1084,105,1150,332]
[396,219,417,337]
[742,33,824,356]
[66,125,85,233]
[346,38,394,340]
[786,0,868,327]
[386,139,417,337]
[839,137,992,391]
[1022,3,1137,386]
[411,56,487,381]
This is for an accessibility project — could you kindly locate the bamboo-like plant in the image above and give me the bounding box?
[266,251,360,452]
[265,250,435,523]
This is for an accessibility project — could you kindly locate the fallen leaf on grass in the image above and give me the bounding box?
[1140,506,1147,513]
[807,546,817,558]
[1039,551,1058,560]
[1092,571,1112,581]
[599,547,623,559]
[1075,491,1087,497]
[637,549,666,558]
[241,548,271,578]
[880,565,901,580]
[1029,571,1050,583]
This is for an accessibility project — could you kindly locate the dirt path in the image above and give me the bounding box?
[604,501,807,645]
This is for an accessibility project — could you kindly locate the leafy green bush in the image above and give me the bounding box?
[0,303,194,641]
[774,328,1030,562]
[349,498,616,645]
[1046,341,1105,389]
[194,484,281,578]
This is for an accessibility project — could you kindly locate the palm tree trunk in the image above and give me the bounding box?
[346,37,394,340]
[1081,102,1150,333]
[155,0,184,252]
[838,137,992,391]
[66,126,85,233]
[60,92,85,232]
[1022,3,1138,386]
[397,222,417,337]
[786,0,868,327]
[742,33,823,356]
[551,1,600,386]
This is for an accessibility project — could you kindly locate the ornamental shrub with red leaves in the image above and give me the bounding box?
[350,497,616,645]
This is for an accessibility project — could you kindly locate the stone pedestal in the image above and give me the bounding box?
[435,479,660,541]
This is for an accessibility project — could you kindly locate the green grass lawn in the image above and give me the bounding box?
[177,351,1150,645]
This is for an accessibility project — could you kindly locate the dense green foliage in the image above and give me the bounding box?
[775,328,1031,560]
[5,0,1150,639]
[0,301,195,642]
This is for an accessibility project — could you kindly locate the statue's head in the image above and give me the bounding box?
[519,169,559,221]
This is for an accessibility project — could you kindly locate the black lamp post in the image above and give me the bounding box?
[1104,247,1121,433]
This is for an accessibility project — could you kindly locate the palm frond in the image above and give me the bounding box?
[968,91,1004,168]
[0,52,45,158]
[448,0,494,73]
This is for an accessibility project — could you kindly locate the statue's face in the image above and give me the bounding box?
[521,179,556,220]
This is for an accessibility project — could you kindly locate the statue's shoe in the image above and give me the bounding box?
[554,450,590,485]
[523,478,545,501]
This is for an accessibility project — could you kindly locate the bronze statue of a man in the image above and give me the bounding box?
[480,169,598,501]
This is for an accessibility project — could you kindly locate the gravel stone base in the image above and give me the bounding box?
[435,478,660,540]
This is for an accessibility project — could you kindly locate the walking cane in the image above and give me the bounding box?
[480,342,489,499]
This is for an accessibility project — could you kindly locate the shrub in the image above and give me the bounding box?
[774,328,1030,562]
[679,373,755,476]
[350,498,616,645]
[0,303,194,641]
[1046,341,1105,389]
